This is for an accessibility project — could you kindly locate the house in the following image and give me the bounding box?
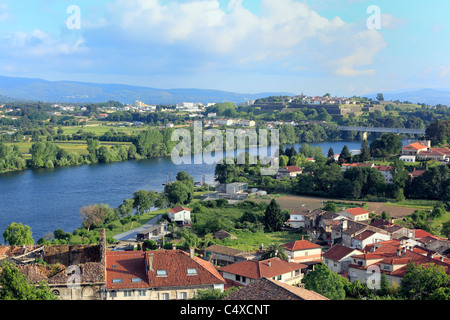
[369,219,414,239]
[136,223,166,242]
[222,277,329,300]
[402,142,429,156]
[347,239,450,285]
[337,207,370,222]
[374,165,393,184]
[331,219,389,248]
[408,168,426,181]
[350,230,391,250]
[105,248,225,300]
[204,245,254,267]
[416,147,450,161]
[276,166,303,179]
[213,230,238,240]
[287,209,307,228]
[280,240,323,264]
[322,244,363,274]
[168,206,191,226]
[0,229,107,300]
[219,257,307,287]
[399,155,416,163]
[225,182,248,194]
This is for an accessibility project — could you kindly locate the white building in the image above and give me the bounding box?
[168,206,191,225]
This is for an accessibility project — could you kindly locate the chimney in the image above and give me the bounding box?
[301,236,304,241]
[268,261,271,267]
[341,219,348,231]
[172,244,177,250]
[190,248,195,258]
[397,247,401,256]
[441,256,445,262]
[148,253,154,272]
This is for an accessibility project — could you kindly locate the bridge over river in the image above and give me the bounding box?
[336,126,425,139]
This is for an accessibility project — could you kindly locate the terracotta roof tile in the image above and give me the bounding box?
[219,257,306,279]
[281,240,321,251]
[223,277,329,300]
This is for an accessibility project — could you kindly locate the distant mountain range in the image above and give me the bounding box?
[0,75,448,106]
[367,88,450,106]
[0,75,295,105]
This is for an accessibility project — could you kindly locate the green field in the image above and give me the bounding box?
[61,123,152,135]
[7,140,133,156]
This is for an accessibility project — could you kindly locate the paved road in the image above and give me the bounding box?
[113,214,165,242]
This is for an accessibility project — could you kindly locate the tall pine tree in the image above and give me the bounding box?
[263,199,284,232]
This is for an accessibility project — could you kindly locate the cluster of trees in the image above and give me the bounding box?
[0,142,26,172]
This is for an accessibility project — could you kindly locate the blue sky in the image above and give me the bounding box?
[0,0,448,96]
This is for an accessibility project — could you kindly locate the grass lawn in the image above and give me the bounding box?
[217,230,303,252]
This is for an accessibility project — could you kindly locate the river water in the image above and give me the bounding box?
[0,140,405,241]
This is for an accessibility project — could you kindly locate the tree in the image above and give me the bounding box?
[376,93,385,102]
[260,243,288,261]
[0,262,58,300]
[302,263,346,300]
[324,202,338,212]
[400,261,450,300]
[263,199,284,232]
[327,147,335,163]
[3,222,34,245]
[426,120,450,146]
[118,198,134,217]
[164,180,192,205]
[360,139,370,162]
[441,220,450,238]
[79,204,109,232]
[338,145,352,165]
[133,190,153,215]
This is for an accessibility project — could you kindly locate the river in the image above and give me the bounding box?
[0,140,407,241]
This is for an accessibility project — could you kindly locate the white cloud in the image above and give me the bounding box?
[88,0,383,77]
[3,29,86,57]
[380,13,406,30]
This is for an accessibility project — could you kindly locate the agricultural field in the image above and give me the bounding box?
[6,140,133,156]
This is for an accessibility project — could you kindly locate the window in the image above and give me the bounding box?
[123,291,132,297]
[187,268,198,276]
[179,292,187,300]
[157,270,168,277]
[112,279,123,283]
[132,278,142,283]
[109,291,117,298]
[112,264,117,268]
[138,290,146,297]
[160,293,169,300]
[277,275,282,281]
[241,276,246,283]
[235,275,241,282]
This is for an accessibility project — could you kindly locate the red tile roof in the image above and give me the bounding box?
[403,143,428,150]
[106,249,224,290]
[219,257,306,280]
[106,251,149,290]
[168,206,191,214]
[281,240,321,251]
[413,229,435,239]
[344,207,370,216]
[282,166,302,173]
[323,244,361,261]
[353,230,376,241]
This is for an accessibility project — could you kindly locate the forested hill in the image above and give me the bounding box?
[0,75,294,105]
